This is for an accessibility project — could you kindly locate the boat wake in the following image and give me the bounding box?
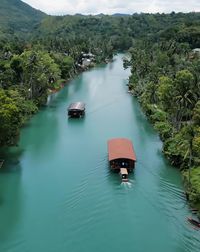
[120,181,133,188]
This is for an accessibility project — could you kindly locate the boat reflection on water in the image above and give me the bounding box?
[187,217,200,229]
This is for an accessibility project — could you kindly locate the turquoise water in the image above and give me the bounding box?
[0,54,199,252]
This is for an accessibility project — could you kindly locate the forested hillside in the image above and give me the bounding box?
[31,12,200,50]
[0,0,45,33]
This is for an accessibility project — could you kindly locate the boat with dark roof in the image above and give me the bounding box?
[68,102,85,118]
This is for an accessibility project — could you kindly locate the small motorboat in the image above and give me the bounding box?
[120,168,129,182]
[187,217,200,228]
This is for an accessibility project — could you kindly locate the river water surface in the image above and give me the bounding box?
[0,54,200,252]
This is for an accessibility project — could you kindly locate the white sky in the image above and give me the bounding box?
[22,0,200,15]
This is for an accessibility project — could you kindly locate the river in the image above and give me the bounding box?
[0,54,199,252]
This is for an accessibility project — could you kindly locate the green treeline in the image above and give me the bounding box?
[0,45,74,146]
[125,30,200,210]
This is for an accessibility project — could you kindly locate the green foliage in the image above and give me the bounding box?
[0,87,38,146]
[51,53,74,79]
[141,81,158,106]
[163,126,196,167]
[0,60,15,88]
[183,168,200,205]
[0,0,45,36]
[0,47,63,146]
[7,88,38,123]
[154,121,172,140]
[50,79,66,91]
[193,101,200,125]
[157,76,174,112]
[17,50,61,105]
[173,70,197,125]
[0,88,21,146]
[193,127,200,166]
[150,109,168,124]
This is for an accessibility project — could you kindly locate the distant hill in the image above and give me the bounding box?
[0,0,45,34]
[112,13,131,16]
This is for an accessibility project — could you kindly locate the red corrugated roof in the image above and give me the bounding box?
[108,138,136,161]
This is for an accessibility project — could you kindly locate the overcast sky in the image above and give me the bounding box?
[22,0,200,15]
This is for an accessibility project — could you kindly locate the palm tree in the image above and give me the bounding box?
[181,125,194,191]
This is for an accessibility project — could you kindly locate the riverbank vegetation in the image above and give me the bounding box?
[125,23,200,211]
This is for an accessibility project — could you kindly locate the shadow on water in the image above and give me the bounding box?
[0,147,24,173]
[19,105,61,158]
[68,116,86,123]
[0,147,22,242]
